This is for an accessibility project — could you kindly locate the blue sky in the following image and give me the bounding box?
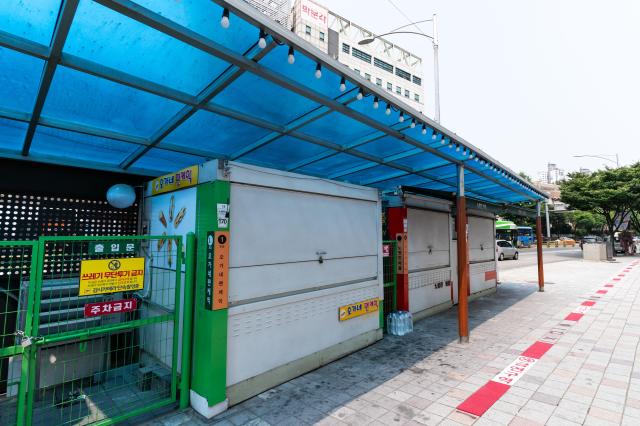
[319,0,640,178]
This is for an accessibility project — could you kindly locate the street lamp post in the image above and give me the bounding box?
[359,14,440,123]
[573,153,620,168]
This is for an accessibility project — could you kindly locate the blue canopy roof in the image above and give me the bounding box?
[0,0,546,204]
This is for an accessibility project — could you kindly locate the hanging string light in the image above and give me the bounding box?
[356,88,364,100]
[421,124,427,135]
[315,63,322,79]
[385,103,391,115]
[258,30,267,48]
[410,118,416,128]
[287,46,295,64]
[373,96,379,109]
[398,112,405,123]
[220,8,230,28]
[339,77,346,92]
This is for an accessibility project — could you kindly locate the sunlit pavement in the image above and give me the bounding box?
[147,255,640,426]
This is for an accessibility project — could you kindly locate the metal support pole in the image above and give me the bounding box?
[456,165,469,343]
[545,203,551,238]
[180,232,196,409]
[536,203,545,292]
[432,13,440,123]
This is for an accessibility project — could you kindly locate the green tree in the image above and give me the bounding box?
[566,210,605,237]
[561,165,640,253]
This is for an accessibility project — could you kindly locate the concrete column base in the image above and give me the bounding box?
[190,390,228,419]
[459,336,469,343]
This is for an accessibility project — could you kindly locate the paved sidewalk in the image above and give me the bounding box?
[150,255,640,426]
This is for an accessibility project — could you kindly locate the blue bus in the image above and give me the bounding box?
[517,226,533,248]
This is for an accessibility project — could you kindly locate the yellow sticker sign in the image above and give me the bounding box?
[151,165,199,195]
[338,298,380,321]
[79,257,145,296]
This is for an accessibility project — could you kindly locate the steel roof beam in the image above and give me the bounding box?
[0,108,217,160]
[96,0,539,202]
[21,0,80,156]
[120,40,278,168]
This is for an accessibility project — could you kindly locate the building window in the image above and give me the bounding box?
[351,47,372,63]
[354,68,360,75]
[342,43,350,54]
[305,25,311,35]
[404,89,410,98]
[376,78,382,86]
[387,82,392,91]
[395,67,411,81]
[396,86,401,94]
[412,75,422,86]
[319,31,325,42]
[374,58,394,73]
[414,93,420,102]
[364,73,371,81]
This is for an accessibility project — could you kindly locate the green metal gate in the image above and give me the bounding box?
[382,240,398,330]
[0,234,195,426]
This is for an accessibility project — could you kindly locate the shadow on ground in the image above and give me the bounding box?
[194,283,539,425]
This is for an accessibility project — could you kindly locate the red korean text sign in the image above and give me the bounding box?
[84,298,137,317]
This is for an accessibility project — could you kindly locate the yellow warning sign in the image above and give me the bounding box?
[79,257,145,296]
[338,298,379,322]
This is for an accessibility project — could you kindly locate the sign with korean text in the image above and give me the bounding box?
[151,165,199,195]
[299,0,328,27]
[84,299,137,317]
[395,233,408,274]
[205,231,230,310]
[339,298,379,321]
[79,258,145,296]
[382,244,391,258]
[89,241,139,255]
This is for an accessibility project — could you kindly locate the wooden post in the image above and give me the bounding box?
[456,165,469,343]
[536,202,545,292]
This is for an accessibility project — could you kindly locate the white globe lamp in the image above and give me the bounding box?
[106,184,136,209]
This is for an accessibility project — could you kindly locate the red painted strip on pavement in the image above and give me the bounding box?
[605,284,614,288]
[521,341,553,358]
[613,278,621,281]
[597,290,608,294]
[565,313,584,321]
[582,301,596,306]
[457,381,510,416]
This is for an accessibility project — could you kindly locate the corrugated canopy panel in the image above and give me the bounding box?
[0,0,546,204]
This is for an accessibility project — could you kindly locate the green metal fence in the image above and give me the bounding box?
[382,241,398,331]
[0,234,195,426]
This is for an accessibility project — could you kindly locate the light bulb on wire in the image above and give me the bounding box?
[421,124,427,135]
[356,88,363,100]
[373,96,379,109]
[339,77,346,92]
[287,46,295,64]
[221,9,230,29]
[385,104,391,115]
[398,112,405,123]
[315,63,322,79]
[258,30,267,49]
[410,119,416,128]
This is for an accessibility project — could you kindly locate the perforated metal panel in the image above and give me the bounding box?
[0,191,138,280]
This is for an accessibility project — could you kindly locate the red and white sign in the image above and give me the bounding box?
[299,0,328,27]
[382,244,390,257]
[84,299,137,317]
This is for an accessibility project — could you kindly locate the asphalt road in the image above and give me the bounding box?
[497,247,583,271]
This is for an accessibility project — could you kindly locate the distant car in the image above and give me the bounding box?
[496,240,518,261]
[552,237,576,247]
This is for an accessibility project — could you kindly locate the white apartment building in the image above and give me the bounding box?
[289,0,425,111]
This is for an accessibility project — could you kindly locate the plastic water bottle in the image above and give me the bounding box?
[386,313,393,334]
[398,311,406,336]
[407,311,414,333]
[391,312,399,335]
